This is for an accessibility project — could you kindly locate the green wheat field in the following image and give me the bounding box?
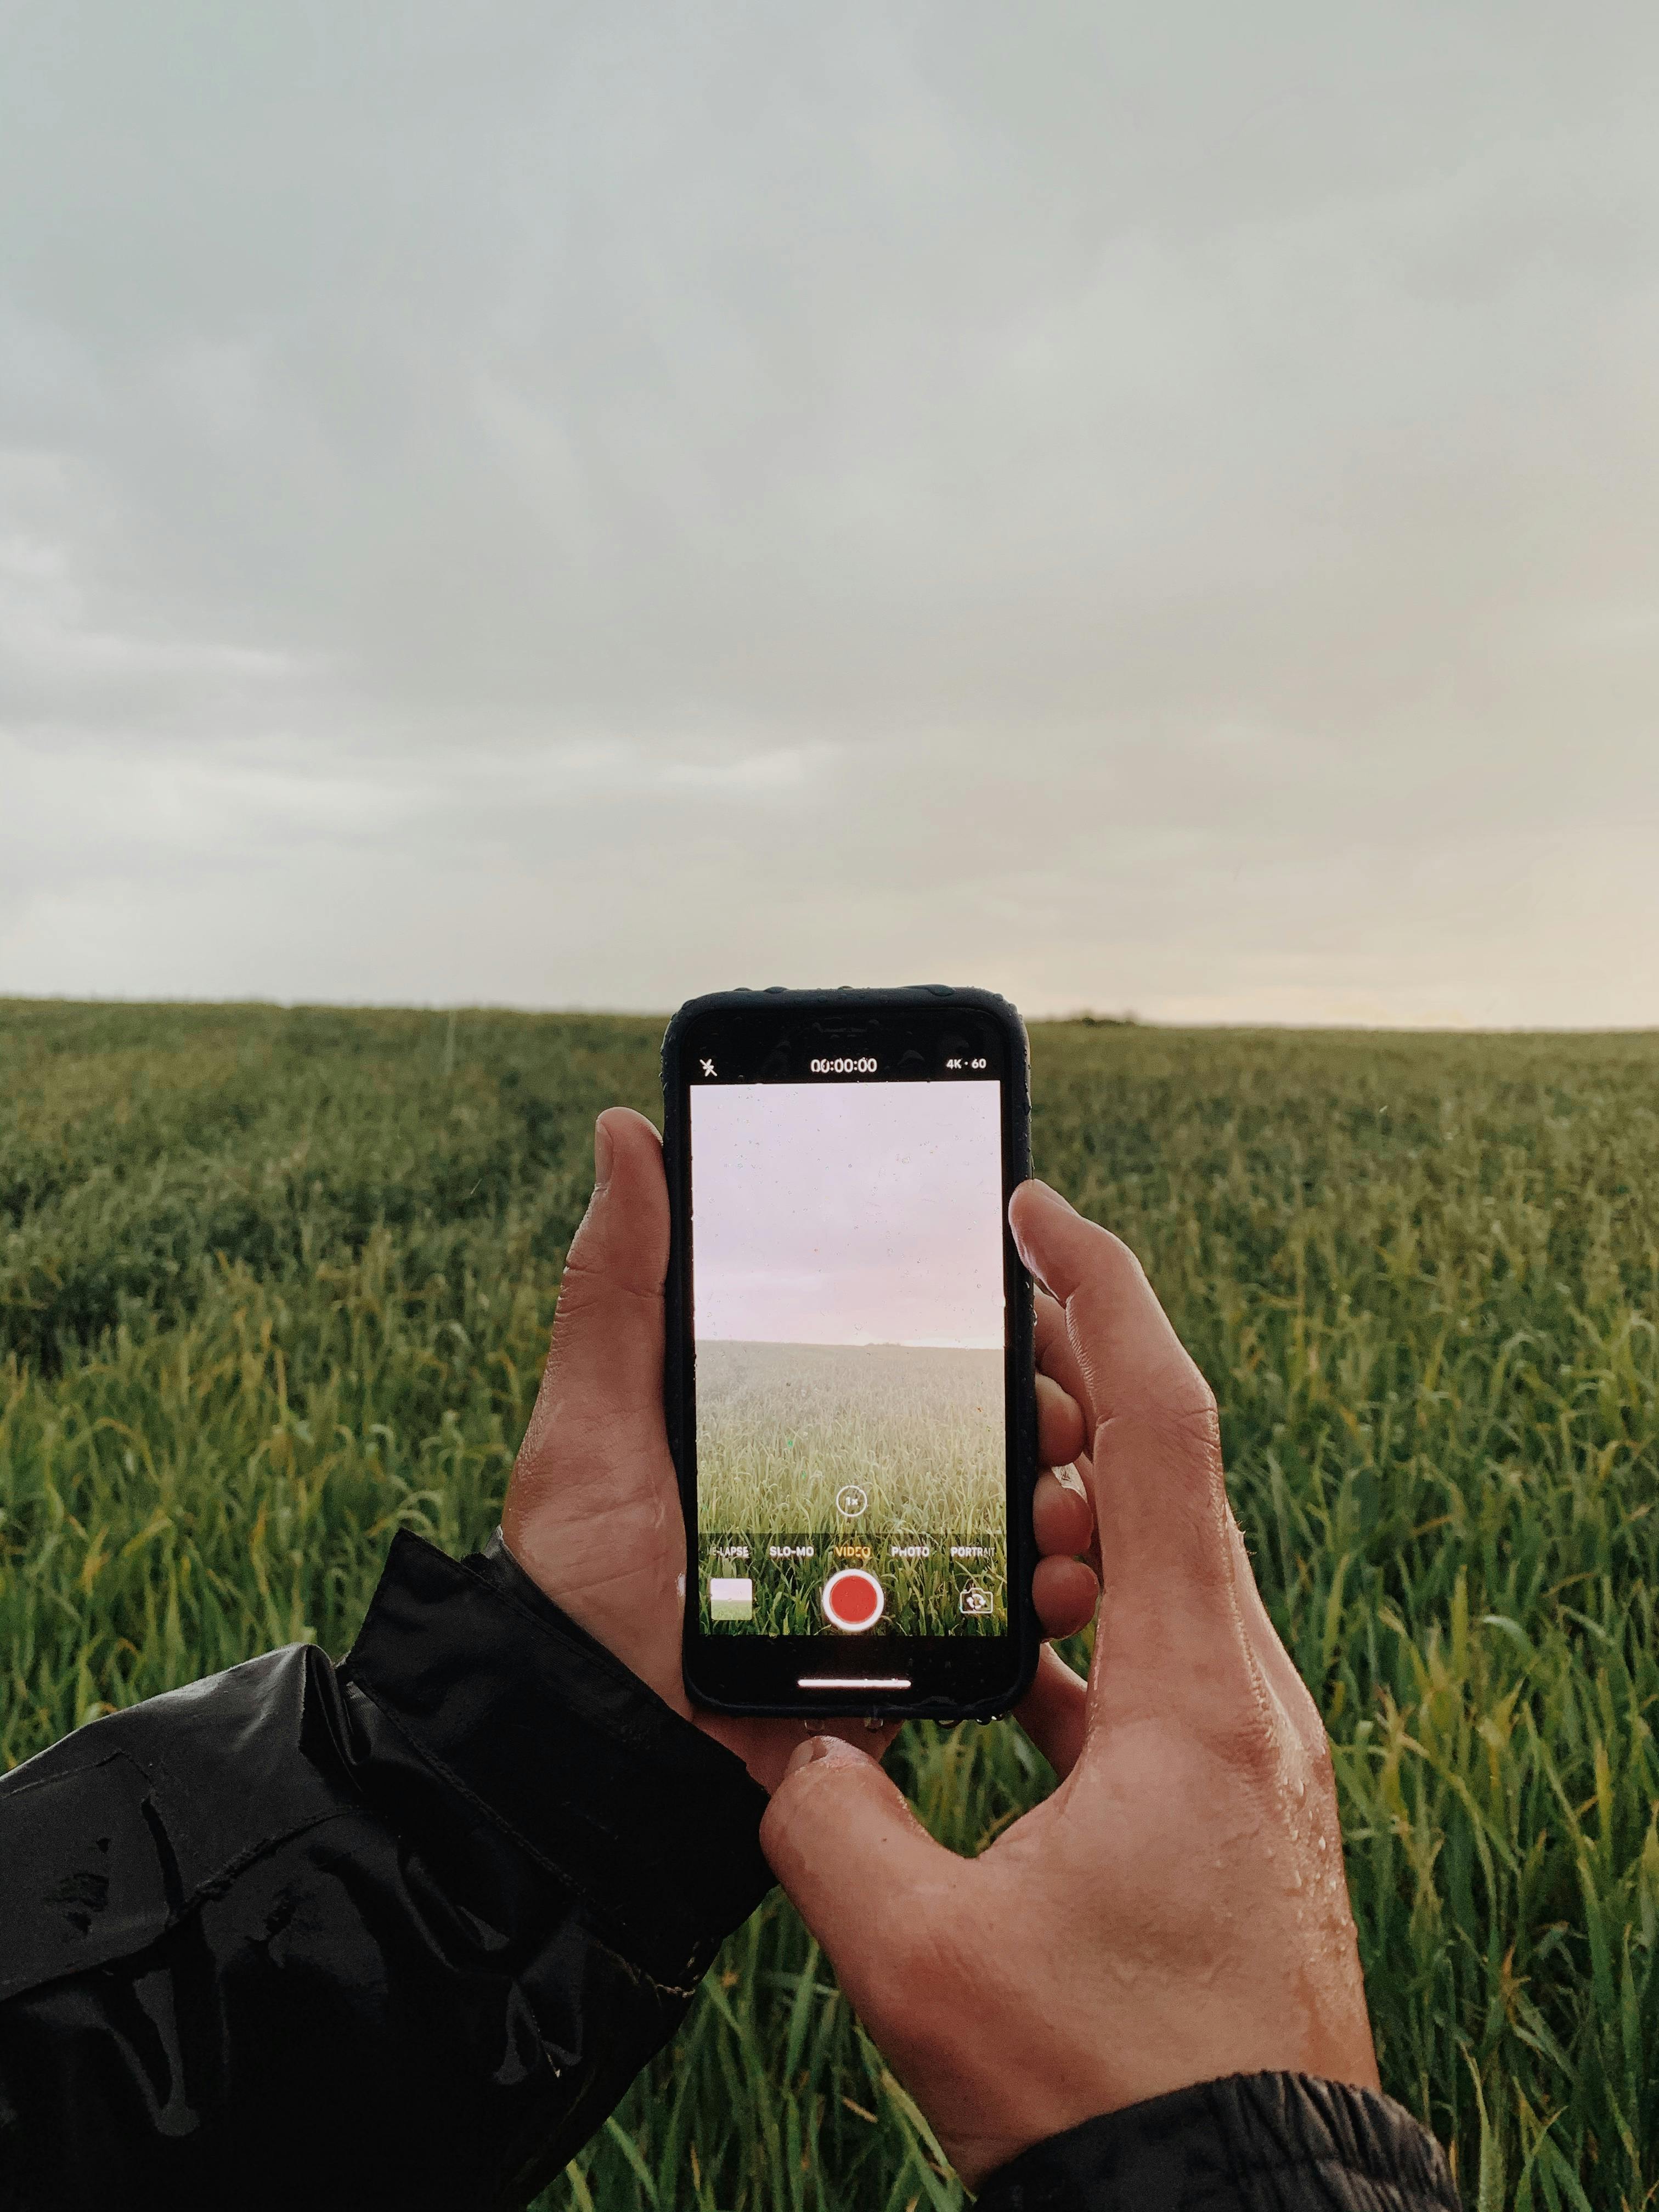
[695,1339,1005,1636]
[2,1001,1656,2210]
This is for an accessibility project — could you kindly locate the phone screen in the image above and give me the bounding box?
[692,1077,1007,1640]
[667,991,1032,1714]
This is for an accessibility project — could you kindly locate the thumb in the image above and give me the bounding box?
[514,1107,668,1476]
[763,1737,962,1979]
[502,1107,676,1602]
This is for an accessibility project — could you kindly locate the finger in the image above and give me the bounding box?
[1035,1288,1103,1578]
[763,1736,962,1978]
[1032,1554,1099,1641]
[698,1711,902,1794]
[560,1106,668,1300]
[820,1716,902,1758]
[1052,1452,1103,1583]
[520,1108,667,1460]
[503,1109,676,1581]
[1013,1645,1089,1781]
[1012,1183,1211,1434]
[1036,1372,1086,1474]
[1011,1182,1241,1691]
[1035,1288,1097,1437]
[1033,1467,1093,1560]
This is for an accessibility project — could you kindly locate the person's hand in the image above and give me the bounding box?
[500,1109,1098,1792]
[760,1180,1379,2186]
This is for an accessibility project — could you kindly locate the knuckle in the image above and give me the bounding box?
[552,1249,662,1326]
[872,1874,975,2000]
[554,1250,609,1305]
[1097,1223,1143,1274]
[1204,1680,1285,1793]
[1235,1661,1329,1795]
[1146,1373,1221,1463]
[1230,1703,1286,1786]
[876,1928,935,2013]
[890,1919,973,2025]
[1301,1718,1339,1799]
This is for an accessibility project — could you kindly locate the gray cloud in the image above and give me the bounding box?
[2,0,1656,1021]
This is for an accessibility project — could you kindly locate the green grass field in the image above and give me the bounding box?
[695,1339,1006,1635]
[3,1001,1657,2209]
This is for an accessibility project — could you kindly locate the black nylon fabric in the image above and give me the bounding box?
[973,2073,1461,2212]
[0,1530,773,2211]
[0,1528,1461,2212]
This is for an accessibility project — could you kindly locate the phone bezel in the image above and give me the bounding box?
[661,985,1037,1721]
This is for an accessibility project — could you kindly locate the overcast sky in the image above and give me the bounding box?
[2,2,1656,1024]
[691,1082,1003,1346]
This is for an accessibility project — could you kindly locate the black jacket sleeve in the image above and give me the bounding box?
[0,1531,1460,2212]
[0,1528,772,2211]
[974,2072,1461,2212]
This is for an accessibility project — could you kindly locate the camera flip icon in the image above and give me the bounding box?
[958,1582,992,1616]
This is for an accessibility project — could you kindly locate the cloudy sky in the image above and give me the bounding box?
[691,1082,1003,1346]
[2,2,1656,1024]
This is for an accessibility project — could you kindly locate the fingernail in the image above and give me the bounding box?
[785,1735,834,1778]
[593,1114,614,1190]
[1054,1462,1087,1497]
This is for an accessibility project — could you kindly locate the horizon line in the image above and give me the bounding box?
[3,990,1656,1038]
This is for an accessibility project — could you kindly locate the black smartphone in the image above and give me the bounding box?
[661,985,1037,1720]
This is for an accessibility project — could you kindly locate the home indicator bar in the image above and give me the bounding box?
[796,1676,912,1691]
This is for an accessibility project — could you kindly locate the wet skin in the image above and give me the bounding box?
[761,1182,1379,2188]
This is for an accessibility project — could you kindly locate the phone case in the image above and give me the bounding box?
[661,985,1039,1722]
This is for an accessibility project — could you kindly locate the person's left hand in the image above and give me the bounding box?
[501,1108,1097,1791]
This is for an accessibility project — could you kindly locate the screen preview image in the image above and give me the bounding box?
[691,1079,1007,1639]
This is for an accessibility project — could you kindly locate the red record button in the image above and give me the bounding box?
[821,1567,885,1634]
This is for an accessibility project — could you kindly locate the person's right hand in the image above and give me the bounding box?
[761,1182,1379,2191]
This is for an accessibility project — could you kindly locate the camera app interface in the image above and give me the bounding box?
[691,1075,1006,1639]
